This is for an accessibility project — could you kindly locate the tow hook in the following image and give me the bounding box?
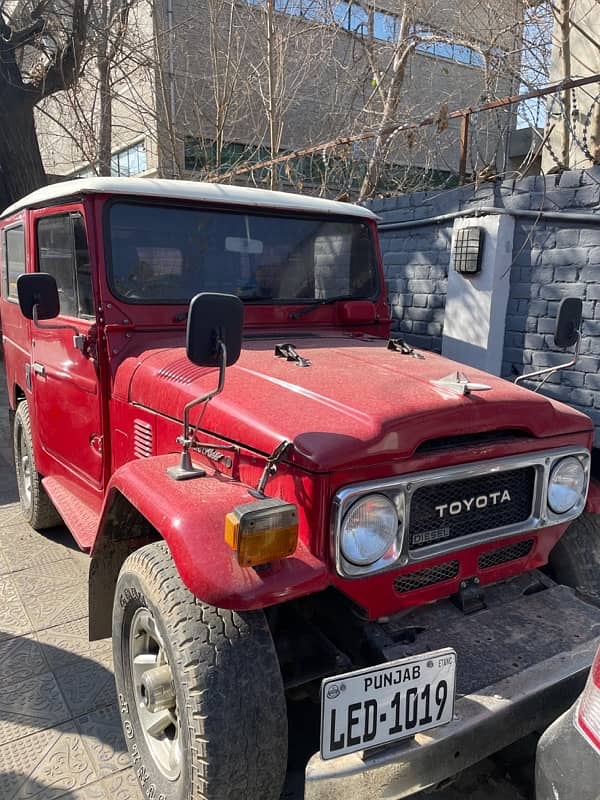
[452,577,486,614]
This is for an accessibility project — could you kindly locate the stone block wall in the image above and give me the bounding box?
[367,168,600,443]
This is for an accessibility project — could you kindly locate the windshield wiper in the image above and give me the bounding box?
[289,296,354,321]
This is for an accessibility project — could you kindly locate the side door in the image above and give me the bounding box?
[29,209,103,488]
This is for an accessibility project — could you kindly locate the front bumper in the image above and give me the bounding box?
[304,578,600,799]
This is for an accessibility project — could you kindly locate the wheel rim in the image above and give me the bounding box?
[18,428,32,510]
[129,607,182,781]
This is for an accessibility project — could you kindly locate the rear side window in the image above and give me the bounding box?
[4,225,25,299]
[37,213,94,317]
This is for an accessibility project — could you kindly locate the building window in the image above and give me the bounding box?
[72,141,147,179]
[111,141,147,177]
[184,137,272,175]
[415,30,485,67]
[333,1,368,33]
[4,225,25,299]
[373,10,399,42]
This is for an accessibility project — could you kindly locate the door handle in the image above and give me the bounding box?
[33,363,46,377]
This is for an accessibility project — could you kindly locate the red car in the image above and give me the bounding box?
[1,178,599,800]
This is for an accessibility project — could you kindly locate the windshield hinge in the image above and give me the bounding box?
[387,338,425,359]
[274,343,311,367]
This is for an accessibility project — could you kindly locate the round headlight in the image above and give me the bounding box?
[548,456,586,514]
[340,494,399,566]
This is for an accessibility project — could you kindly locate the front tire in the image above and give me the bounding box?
[113,542,288,800]
[550,512,600,605]
[13,401,60,530]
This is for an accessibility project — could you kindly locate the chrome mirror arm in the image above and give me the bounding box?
[33,305,86,352]
[514,331,581,392]
[168,340,228,481]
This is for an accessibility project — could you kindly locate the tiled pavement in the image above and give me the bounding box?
[0,375,140,800]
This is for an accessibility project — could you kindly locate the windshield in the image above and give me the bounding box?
[107,202,378,304]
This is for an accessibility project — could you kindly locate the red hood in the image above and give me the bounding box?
[115,332,592,471]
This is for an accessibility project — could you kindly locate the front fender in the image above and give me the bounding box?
[94,454,328,611]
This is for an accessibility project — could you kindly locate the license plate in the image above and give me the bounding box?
[320,648,456,760]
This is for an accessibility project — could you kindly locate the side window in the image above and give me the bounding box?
[37,214,94,318]
[4,225,25,299]
[73,215,94,317]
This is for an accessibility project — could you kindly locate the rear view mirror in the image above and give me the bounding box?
[17,273,59,321]
[554,297,582,349]
[186,292,243,367]
[169,293,244,481]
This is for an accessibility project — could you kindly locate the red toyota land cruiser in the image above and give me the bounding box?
[1,177,599,800]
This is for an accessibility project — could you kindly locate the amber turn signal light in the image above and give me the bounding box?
[225,499,298,567]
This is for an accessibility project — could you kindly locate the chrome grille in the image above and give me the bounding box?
[393,561,459,593]
[333,447,589,578]
[408,467,535,551]
[478,539,534,570]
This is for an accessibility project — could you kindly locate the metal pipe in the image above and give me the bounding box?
[458,114,470,184]
[215,74,600,183]
[378,205,600,232]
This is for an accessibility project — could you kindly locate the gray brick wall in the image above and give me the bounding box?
[366,167,600,444]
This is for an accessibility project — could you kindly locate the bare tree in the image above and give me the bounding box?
[95,0,136,175]
[0,0,90,206]
[554,0,572,167]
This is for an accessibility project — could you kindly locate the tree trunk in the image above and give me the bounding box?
[0,102,47,208]
[98,58,113,176]
[359,6,411,200]
[558,0,571,169]
[266,0,280,190]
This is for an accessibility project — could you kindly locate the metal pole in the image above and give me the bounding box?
[214,73,600,183]
[458,114,470,185]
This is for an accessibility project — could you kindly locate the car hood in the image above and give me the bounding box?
[117,332,592,471]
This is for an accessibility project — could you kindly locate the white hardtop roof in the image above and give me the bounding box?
[1,177,376,221]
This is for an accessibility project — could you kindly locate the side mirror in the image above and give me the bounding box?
[515,295,583,390]
[17,273,59,321]
[186,292,243,367]
[169,292,243,481]
[554,297,582,349]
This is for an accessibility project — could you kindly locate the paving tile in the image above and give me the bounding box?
[54,769,141,800]
[0,524,74,573]
[0,671,71,746]
[92,769,140,800]
[54,661,117,718]
[55,780,110,800]
[0,634,49,686]
[0,546,11,574]
[77,706,130,778]
[12,561,89,632]
[0,722,97,799]
[0,574,33,641]
[0,502,25,528]
[36,618,112,672]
